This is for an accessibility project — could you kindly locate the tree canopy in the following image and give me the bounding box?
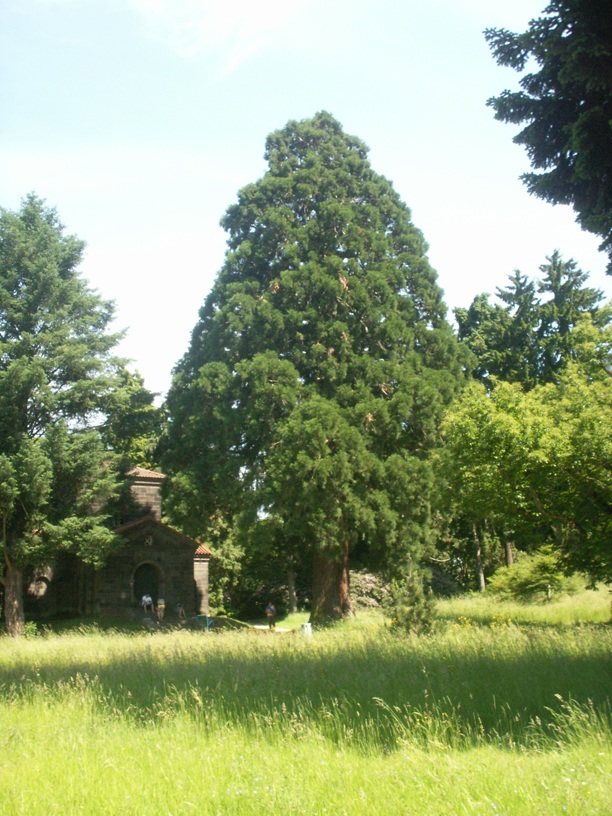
[440,254,611,590]
[440,366,612,585]
[455,252,606,390]
[485,1,612,271]
[163,112,466,620]
[0,195,146,635]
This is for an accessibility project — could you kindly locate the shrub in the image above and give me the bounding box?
[349,570,390,609]
[487,546,584,602]
[428,567,459,597]
[22,621,39,639]
[384,571,436,634]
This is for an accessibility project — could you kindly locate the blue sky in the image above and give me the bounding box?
[1,0,610,398]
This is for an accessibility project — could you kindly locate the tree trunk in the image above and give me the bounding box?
[472,522,486,593]
[504,538,514,567]
[287,569,298,614]
[3,562,25,637]
[310,537,352,623]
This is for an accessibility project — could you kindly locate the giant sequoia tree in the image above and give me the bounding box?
[0,196,140,635]
[163,113,465,621]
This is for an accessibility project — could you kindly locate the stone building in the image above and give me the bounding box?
[25,467,211,620]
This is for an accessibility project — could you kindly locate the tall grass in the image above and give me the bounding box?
[1,602,610,814]
[2,625,610,743]
[436,586,611,626]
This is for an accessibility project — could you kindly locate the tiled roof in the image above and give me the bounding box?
[127,466,166,480]
[195,543,212,557]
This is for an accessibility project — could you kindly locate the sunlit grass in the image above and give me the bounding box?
[2,695,610,815]
[1,594,610,814]
[436,586,611,627]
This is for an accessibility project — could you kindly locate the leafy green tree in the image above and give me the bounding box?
[487,545,581,601]
[435,381,529,590]
[455,252,605,389]
[204,512,245,614]
[485,1,612,271]
[163,113,466,621]
[541,366,612,581]
[440,366,612,585]
[567,310,612,379]
[0,195,131,635]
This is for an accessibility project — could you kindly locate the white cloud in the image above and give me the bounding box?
[131,0,305,69]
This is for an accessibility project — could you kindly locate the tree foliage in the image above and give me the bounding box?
[163,112,466,621]
[439,364,612,585]
[485,1,612,271]
[455,252,606,389]
[487,545,582,601]
[101,369,164,470]
[384,570,436,634]
[0,195,143,635]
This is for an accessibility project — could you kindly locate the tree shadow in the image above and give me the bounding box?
[2,628,610,752]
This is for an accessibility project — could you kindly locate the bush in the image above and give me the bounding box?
[428,567,460,597]
[349,571,390,609]
[22,621,39,639]
[384,572,436,635]
[487,546,584,602]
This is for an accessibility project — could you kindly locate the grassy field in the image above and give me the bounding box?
[0,591,610,815]
[436,587,611,627]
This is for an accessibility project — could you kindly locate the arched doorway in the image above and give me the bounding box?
[133,563,160,605]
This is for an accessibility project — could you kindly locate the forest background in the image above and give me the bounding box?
[0,1,611,634]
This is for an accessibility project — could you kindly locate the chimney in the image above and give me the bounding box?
[127,467,165,521]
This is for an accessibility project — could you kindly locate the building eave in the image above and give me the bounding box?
[113,516,212,556]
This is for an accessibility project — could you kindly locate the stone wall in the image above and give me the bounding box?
[23,468,211,621]
[96,521,201,616]
[129,472,164,521]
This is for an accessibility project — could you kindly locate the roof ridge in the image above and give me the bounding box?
[113,516,211,555]
[127,466,166,479]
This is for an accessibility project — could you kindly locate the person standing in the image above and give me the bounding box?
[265,602,277,629]
[157,597,165,622]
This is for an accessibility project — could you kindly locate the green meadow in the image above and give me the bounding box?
[1,591,610,815]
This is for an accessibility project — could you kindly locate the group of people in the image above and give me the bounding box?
[141,595,278,628]
[141,594,187,623]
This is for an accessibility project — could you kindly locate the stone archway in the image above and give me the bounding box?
[133,562,160,605]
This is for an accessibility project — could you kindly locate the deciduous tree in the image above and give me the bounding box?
[439,367,612,585]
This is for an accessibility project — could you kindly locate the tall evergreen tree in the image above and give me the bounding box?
[536,251,604,378]
[456,273,540,389]
[163,113,466,621]
[485,1,612,271]
[455,252,605,390]
[0,195,142,635]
